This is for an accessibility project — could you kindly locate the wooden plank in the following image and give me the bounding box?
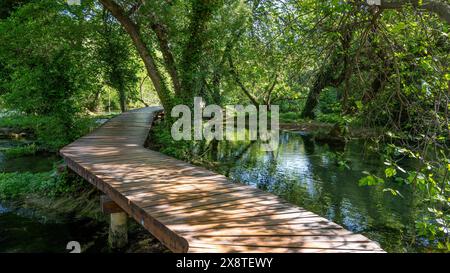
[187,243,384,253]
[62,149,189,253]
[144,193,290,217]
[156,206,310,225]
[187,235,377,249]
[101,195,124,214]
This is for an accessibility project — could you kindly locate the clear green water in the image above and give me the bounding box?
[193,131,428,252]
[0,139,109,253]
[0,133,430,252]
[0,203,108,253]
[0,139,58,173]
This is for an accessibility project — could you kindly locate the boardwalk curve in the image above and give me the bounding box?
[60,107,384,253]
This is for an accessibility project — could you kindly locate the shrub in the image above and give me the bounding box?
[0,167,85,200]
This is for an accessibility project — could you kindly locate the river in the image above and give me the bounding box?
[191,131,429,252]
[0,131,431,252]
[0,139,110,253]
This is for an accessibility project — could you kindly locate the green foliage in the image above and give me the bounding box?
[0,114,96,151]
[360,143,450,250]
[326,151,351,170]
[279,112,301,123]
[0,0,101,116]
[384,167,397,178]
[0,0,147,145]
[149,121,192,159]
[0,115,35,129]
[0,0,448,252]
[359,172,385,186]
[316,113,353,126]
[97,11,141,112]
[0,168,82,199]
[316,88,340,114]
[0,0,30,19]
[0,158,90,200]
[3,143,38,158]
[314,88,354,126]
[0,0,106,150]
[0,172,52,199]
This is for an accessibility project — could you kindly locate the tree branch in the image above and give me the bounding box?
[149,18,182,96]
[376,0,450,24]
[227,54,260,107]
[139,0,182,96]
[99,0,171,109]
[264,75,278,105]
[180,0,217,99]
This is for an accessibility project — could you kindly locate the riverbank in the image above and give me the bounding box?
[0,112,120,157]
[280,121,383,139]
[0,164,169,253]
[146,114,442,253]
[0,112,169,253]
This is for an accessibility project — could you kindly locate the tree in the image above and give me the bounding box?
[375,0,450,24]
[0,0,31,19]
[98,0,249,110]
[0,0,102,127]
[98,9,140,112]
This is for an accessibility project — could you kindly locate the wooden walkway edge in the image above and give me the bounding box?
[60,107,385,253]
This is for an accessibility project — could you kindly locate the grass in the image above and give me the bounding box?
[0,167,106,221]
[0,112,116,152]
[279,111,352,125]
[0,116,37,137]
[279,112,302,123]
[148,120,192,159]
[0,164,87,200]
[2,143,39,158]
[0,171,55,199]
[89,112,120,120]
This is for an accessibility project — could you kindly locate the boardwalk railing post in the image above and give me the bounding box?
[101,195,128,249]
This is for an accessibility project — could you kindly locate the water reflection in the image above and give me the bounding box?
[0,208,108,253]
[0,139,58,173]
[197,131,422,252]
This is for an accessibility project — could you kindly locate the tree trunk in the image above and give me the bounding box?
[300,61,339,119]
[149,20,182,96]
[341,26,353,113]
[118,81,127,112]
[300,42,352,119]
[227,54,260,107]
[99,0,172,111]
[264,76,278,106]
[179,0,217,102]
[87,89,102,112]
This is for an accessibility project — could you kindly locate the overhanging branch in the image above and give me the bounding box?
[369,0,450,24]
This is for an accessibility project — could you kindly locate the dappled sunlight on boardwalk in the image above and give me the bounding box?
[60,107,384,253]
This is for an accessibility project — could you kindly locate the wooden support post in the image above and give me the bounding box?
[109,212,128,249]
[101,195,128,249]
[101,195,124,214]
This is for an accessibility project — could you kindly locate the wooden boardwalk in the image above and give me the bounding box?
[60,107,384,253]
